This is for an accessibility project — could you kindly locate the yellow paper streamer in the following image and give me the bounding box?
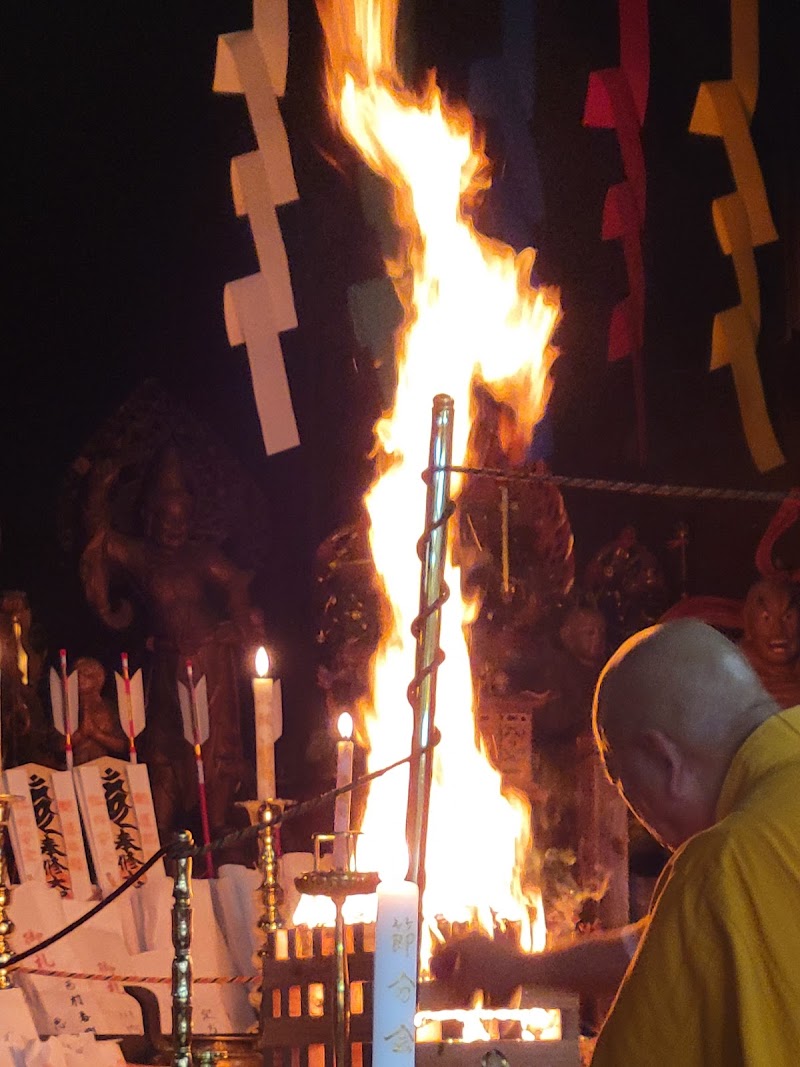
[731,0,759,120]
[690,81,777,247]
[690,0,783,472]
[712,193,760,329]
[711,308,785,473]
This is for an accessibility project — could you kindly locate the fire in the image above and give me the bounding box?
[310,0,560,958]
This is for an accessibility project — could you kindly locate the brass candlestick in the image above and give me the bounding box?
[295,834,379,1067]
[0,795,20,990]
[171,829,194,1067]
[236,798,286,945]
[257,801,285,941]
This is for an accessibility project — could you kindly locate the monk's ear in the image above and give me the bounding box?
[637,728,683,796]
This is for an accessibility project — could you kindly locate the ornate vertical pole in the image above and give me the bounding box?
[406,394,454,891]
[256,800,284,947]
[333,893,349,1067]
[171,830,194,1067]
[0,795,18,990]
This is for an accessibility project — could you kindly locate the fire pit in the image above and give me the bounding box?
[258,922,581,1067]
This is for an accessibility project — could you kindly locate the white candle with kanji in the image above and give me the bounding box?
[333,711,354,868]
[372,859,419,1067]
[253,646,277,800]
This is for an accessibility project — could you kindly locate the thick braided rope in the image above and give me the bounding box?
[17,967,256,985]
[442,465,790,503]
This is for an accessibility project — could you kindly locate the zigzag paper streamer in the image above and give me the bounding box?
[224,274,300,454]
[711,309,784,472]
[689,0,783,472]
[214,0,301,455]
[583,0,650,465]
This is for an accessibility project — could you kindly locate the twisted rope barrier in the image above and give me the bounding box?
[440,464,792,503]
[18,967,257,985]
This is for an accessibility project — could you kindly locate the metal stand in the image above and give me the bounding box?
[237,798,286,945]
[171,830,194,1067]
[406,393,455,891]
[256,801,285,943]
[295,836,379,1067]
[0,795,19,990]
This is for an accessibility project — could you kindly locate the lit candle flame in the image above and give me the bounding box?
[255,646,270,678]
[337,711,354,740]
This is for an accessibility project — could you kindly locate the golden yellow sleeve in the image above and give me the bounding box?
[591,831,800,1066]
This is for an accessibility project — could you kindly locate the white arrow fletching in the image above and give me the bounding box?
[178,680,192,744]
[129,669,146,734]
[194,676,210,746]
[49,668,78,734]
[67,671,79,734]
[50,667,65,734]
[178,675,210,747]
[115,669,147,736]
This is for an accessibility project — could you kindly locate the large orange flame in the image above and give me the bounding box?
[309,0,560,960]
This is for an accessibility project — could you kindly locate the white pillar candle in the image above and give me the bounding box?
[372,871,419,1067]
[253,646,277,800]
[333,711,354,868]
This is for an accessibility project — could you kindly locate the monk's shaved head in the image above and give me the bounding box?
[592,620,777,847]
[594,619,770,756]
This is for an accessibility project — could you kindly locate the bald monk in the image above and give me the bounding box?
[739,577,800,708]
[434,620,800,1065]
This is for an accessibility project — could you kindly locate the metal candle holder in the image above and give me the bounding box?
[0,795,20,990]
[294,833,379,1067]
[236,798,287,945]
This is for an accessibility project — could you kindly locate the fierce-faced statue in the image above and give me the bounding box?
[739,578,800,709]
[80,448,266,841]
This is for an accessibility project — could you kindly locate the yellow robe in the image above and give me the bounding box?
[592,706,800,1066]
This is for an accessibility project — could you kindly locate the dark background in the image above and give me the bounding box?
[3,1,799,789]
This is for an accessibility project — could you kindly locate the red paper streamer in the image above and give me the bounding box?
[583,0,650,465]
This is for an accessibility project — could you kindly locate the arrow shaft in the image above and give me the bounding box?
[60,650,73,770]
[186,659,214,876]
[122,668,137,761]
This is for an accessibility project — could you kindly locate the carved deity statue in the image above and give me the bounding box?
[72,657,128,765]
[739,578,800,709]
[80,447,266,839]
[584,525,668,645]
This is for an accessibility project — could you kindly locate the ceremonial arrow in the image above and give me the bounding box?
[49,649,79,770]
[114,653,146,763]
[178,659,215,877]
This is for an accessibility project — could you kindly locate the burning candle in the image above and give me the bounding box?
[372,863,419,1067]
[253,646,277,800]
[333,711,354,868]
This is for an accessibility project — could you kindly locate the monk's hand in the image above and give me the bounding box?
[430,932,524,1005]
